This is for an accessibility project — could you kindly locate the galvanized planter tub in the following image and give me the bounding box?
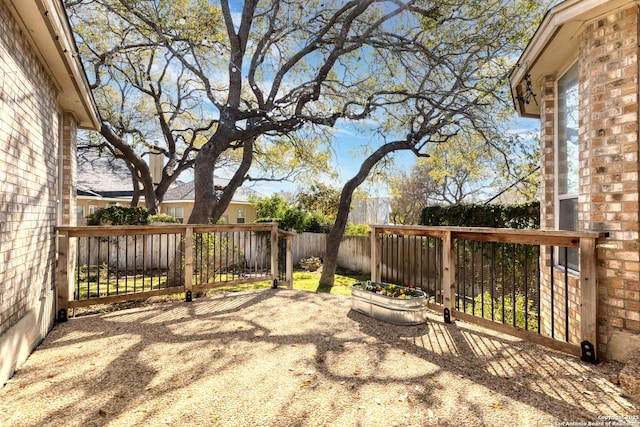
[351,282,428,326]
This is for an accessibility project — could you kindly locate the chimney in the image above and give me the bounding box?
[149,150,164,189]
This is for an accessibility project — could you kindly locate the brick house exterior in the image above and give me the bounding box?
[511,0,640,361]
[0,0,99,385]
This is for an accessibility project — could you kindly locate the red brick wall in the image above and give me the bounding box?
[581,6,640,357]
[539,5,640,358]
[0,0,83,386]
[0,0,60,337]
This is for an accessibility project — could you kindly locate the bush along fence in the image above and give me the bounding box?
[420,202,540,229]
[370,224,602,363]
[56,223,293,318]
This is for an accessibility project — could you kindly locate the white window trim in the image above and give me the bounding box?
[554,60,580,272]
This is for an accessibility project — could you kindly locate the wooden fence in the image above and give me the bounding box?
[56,224,293,317]
[291,233,370,273]
[370,225,602,362]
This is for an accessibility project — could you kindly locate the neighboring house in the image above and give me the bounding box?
[0,0,100,385]
[76,149,135,218]
[348,197,390,225]
[510,0,640,361]
[162,180,258,224]
[76,149,258,224]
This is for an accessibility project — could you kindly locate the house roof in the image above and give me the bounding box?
[163,180,259,204]
[510,0,635,118]
[77,150,133,198]
[77,149,259,203]
[6,0,100,129]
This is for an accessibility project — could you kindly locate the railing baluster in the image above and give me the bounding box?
[96,236,101,298]
[115,236,120,295]
[106,236,111,296]
[512,243,517,327]
[471,240,476,316]
[564,246,570,342]
[550,246,555,339]
[142,234,147,292]
[481,241,485,320]
[537,245,541,334]
[524,245,529,331]
[491,242,497,321]
[501,243,506,325]
[184,227,193,298]
[76,236,82,301]
[134,234,138,294]
[125,235,129,294]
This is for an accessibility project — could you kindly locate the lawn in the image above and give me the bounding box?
[206,269,370,297]
[73,269,369,316]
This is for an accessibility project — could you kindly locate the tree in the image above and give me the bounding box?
[316,0,550,286]
[388,167,433,225]
[70,0,548,287]
[67,0,332,215]
[389,130,540,224]
[90,1,450,226]
[66,0,222,213]
[250,193,289,220]
[250,193,332,233]
[295,183,341,222]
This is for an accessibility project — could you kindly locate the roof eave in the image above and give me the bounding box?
[7,0,100,130]
[510,0,638,118]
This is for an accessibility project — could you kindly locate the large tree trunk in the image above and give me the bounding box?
[319,141,415,287]
[188,127,236,224]
[210,138,254,222]
[319,178,359,287]
[188,143,219,224]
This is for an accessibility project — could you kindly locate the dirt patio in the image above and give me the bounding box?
[0,289,637,426]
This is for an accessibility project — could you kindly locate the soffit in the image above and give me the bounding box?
[510,0,638,118]
[7,0,100,129]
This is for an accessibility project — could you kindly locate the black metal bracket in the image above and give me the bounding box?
[272,279,278,289]
[444,308,451,324]
[581,341,599,364]
[185,290,192,302]
[57,309,68,323]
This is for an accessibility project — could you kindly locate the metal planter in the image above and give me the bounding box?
[351,282,428,325]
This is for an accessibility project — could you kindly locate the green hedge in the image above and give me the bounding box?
[87,206,150,225]
[419,202,539,229]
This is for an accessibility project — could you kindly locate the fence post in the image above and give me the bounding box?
[56,230,70,322]
[184,227,193,301]
[371,226,381,282]
[442,230,456,323]
[286,233,293,289]
[271,224,279,282]
[580,237,598,363]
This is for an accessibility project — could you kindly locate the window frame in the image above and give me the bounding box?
[236,207,246,224]
[555,61,580,272]
[166,206,184,222]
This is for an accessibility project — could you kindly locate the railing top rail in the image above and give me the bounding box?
[277,229,296,238]
[370,224,605,247]
[56,223,282,237]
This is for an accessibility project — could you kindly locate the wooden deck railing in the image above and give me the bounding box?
[56,223,293,319]
[370,225,602,362]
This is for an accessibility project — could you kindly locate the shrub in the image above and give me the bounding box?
[420,202,539,229]
[281,206,308,233]
[302,213,332,233]
[463,291,539,331]
[149,213,181,223]
[345,222,369,236]
[87,206,150,225]
[299,256,322,272]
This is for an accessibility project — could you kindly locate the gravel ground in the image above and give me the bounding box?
[0,289,637,427]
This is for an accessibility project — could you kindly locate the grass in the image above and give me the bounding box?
[206,269,369,297]
[72,268,369,316]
